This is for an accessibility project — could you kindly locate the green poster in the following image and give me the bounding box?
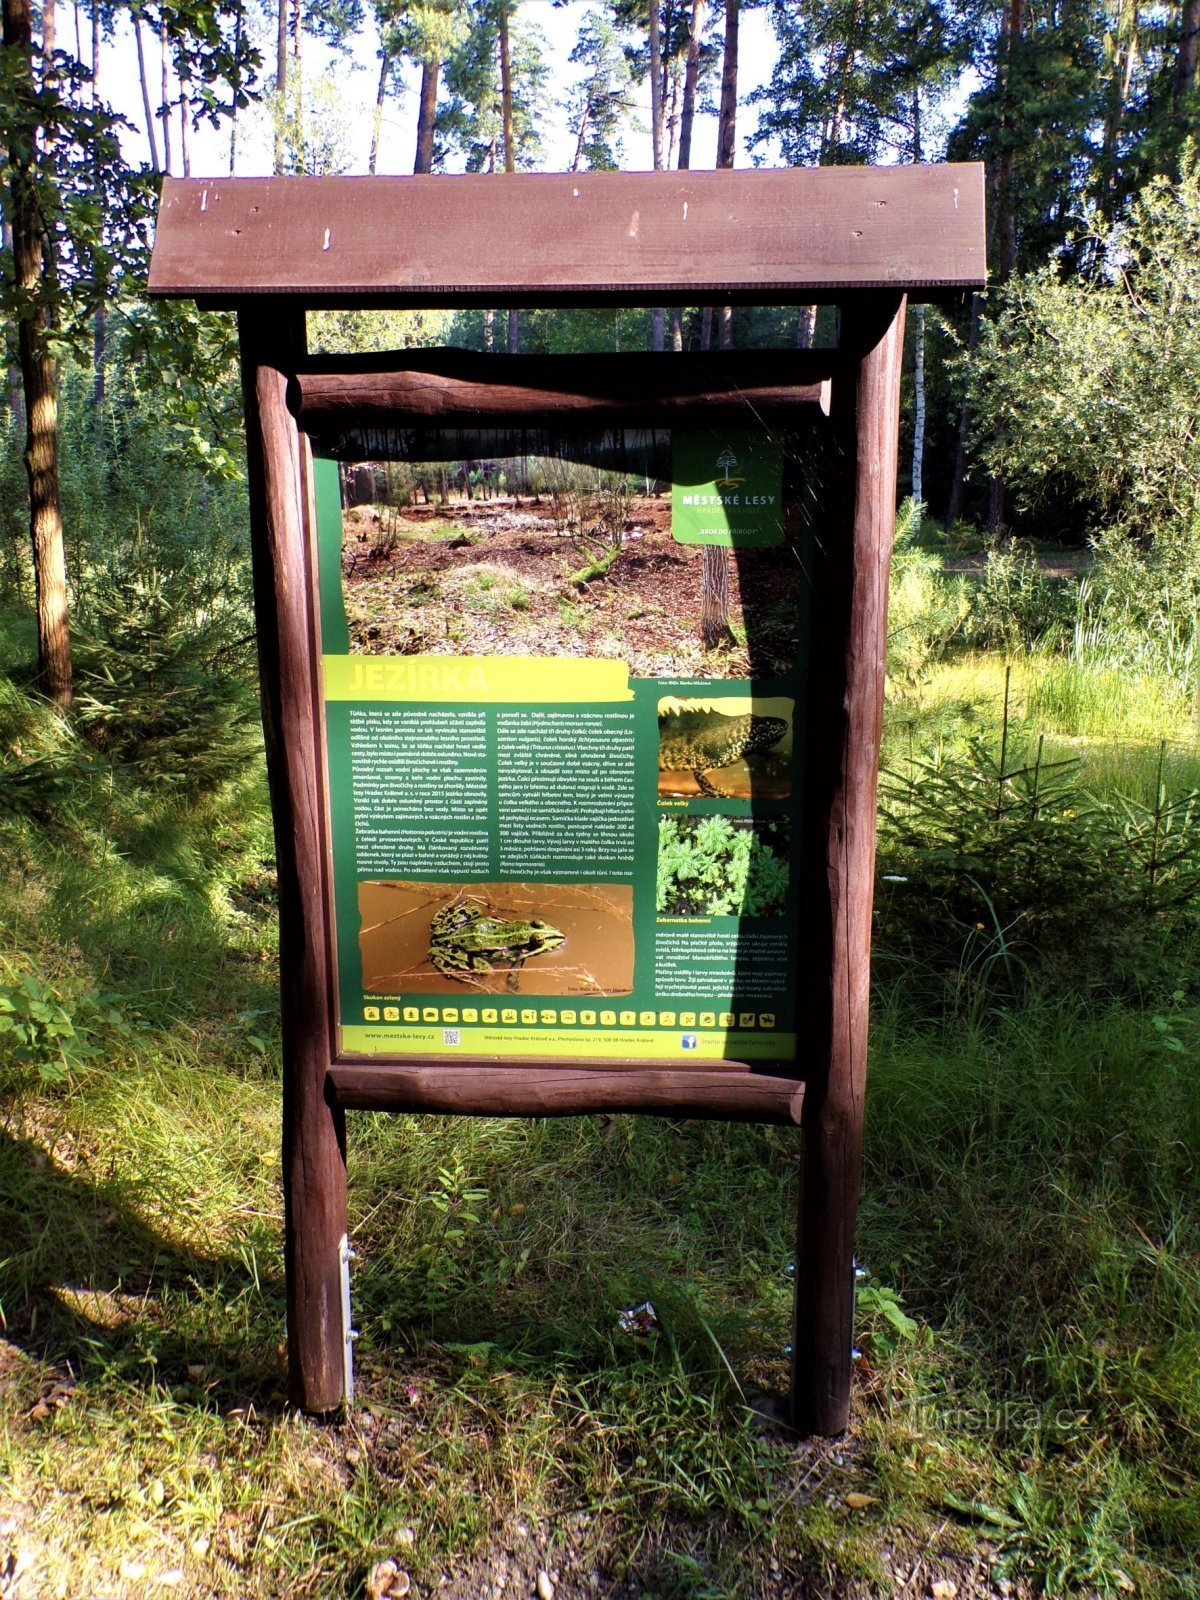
[670,429,784,546]
[312,445,807,1065]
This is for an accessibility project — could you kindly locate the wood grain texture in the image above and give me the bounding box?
[148,167,986,305]
[791,295,907,1437]
[329,1062,805,1123]
[240,310,348,1415]
[291,348,833,428]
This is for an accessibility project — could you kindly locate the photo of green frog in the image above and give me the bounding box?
[358,881,635,996]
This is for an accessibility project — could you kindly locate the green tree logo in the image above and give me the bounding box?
[715,446,742,486]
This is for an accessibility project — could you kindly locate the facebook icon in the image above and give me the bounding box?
[681,1033,698,1050]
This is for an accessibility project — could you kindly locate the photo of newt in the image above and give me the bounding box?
[657,696,793,800]
[358,881,634,997]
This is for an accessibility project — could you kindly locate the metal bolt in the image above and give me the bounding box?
[784,1260,796,1278]
[348,1329,360,1341]
[855,1266,867,1280]
[783,1343,793,1358]
[851,1348,863,1363]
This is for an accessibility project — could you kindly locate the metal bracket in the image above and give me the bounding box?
[851,1257,866,1363]
[338,1234,356,1406]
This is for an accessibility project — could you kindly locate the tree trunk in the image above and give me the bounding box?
[795,306,816,348]
[945,292,981,529]
[665,41,681,165]
[274,0,288,172]
[3,0,71,707]
[370,47,388,174]
[985,0,1023,542]
[677,0,706,169]
[414,54,438,173]
[912,305,926,505]
[716,0,737,168]
[90,0,105,405]
[160,28,172,173]
[1175,0,1200,107]
[499,1,514,169]
[499,2,519,354]
[2,201,24,431]
[134,10,160,171]
[649,0,665,348]
[714,0,738,349]
[649,0,664,170]
[180,76,191,175]
[229,0,242,173]
[910,89,925,504]
[699,546,732,648]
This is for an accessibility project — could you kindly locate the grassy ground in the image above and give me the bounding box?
[1,627,1199,1600]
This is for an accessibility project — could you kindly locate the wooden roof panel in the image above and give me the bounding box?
[148,166,986,305]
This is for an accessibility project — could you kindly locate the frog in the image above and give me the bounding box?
[428,897,566,986]
[658,708,788,798]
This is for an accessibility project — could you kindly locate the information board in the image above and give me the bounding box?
[314,434,810,1065]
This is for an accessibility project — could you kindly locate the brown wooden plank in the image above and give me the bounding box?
[148,166,986,305]
[328,1062,805,1123]
[291,348,833,428]
[240,309,349,1415]
[791,293,907,1437]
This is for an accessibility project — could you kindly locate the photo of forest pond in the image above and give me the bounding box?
[358,880,635,996]
[336,454,804,680]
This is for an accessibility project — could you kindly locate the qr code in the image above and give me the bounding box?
[442,1028,461,1047]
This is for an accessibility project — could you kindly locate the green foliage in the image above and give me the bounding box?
[888,499,970,682]
[437,0,548,172]
[877,685,1200,999]
[72,567,258,794]
[971,155,1200,540]
[656,817,789,918]
[0,968,134,1087]
[962,541,1073,653]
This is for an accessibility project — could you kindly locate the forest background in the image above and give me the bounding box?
[2,0,1200,1598]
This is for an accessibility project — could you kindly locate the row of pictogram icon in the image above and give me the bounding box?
[362,1005,777,1029]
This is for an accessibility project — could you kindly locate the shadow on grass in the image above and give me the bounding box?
[0,1126,288,1411]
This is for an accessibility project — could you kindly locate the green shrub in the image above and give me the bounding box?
[876,697,1200,1000]
[962,542,1073,653]
[888,500,970,683]
[73,568,259,794]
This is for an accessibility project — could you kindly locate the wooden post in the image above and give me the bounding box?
[239,309,348,1413]
[791,294,906,1436]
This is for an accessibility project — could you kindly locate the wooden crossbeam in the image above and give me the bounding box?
[149,167,986,306]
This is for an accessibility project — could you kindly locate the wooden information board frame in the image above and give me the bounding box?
[149,165,986,1435]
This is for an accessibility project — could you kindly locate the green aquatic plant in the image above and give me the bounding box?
[656,816,789,917]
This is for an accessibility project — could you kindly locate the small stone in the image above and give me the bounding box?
[930,1581,958,1600]
[396,1526,416,1546]
[516,1523,529,1539]
[537,1572,555,1600]
[190,1537,211,1557]
[345,1446,363,1467]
